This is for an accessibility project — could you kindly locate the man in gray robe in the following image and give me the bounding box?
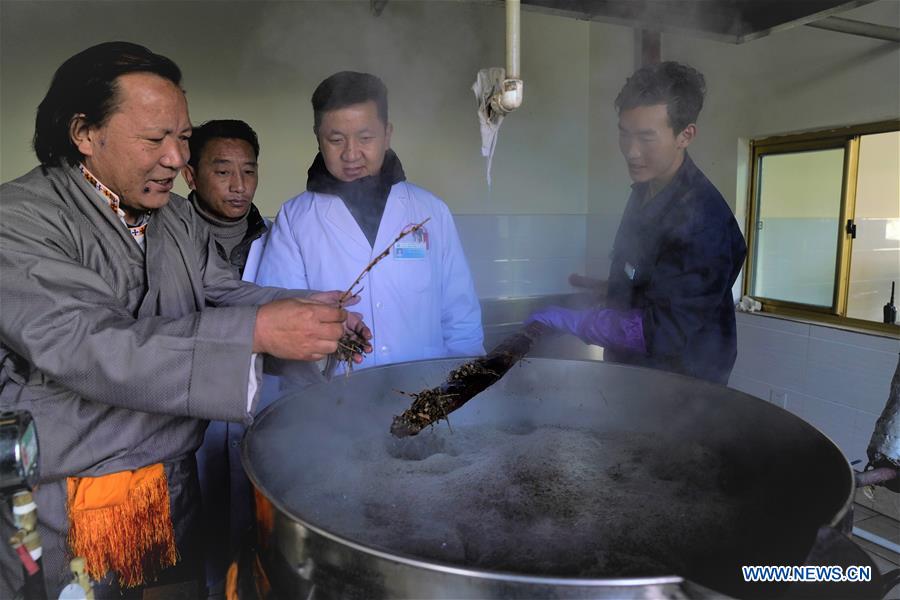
[0,42,369,597]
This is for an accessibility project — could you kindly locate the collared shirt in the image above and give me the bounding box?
[78,164,151,249]
[79,164,259,408]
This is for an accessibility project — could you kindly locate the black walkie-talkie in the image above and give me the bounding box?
[884,281,897,325]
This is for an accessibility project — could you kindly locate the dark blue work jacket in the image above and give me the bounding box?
[605,153,746,385]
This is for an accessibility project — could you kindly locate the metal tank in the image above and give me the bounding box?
[241,358,879,599]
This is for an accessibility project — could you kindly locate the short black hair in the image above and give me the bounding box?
[614,61,706,134]
[33,41,182,167]
[311,71,389,134]
[188,119,260,169]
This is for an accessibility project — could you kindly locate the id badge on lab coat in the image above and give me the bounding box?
[394,241,427,259]
[394,224,429,260]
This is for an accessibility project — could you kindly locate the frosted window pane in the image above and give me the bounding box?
[751,149,844,307]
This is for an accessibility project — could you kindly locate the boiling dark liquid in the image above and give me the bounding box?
[287,425,758,579]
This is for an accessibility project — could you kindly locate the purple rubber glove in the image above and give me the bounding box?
[525,306,587,335]
[526,306,647,354]
[576,307,647,354]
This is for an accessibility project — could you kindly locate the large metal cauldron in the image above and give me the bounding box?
[242,358,861,599]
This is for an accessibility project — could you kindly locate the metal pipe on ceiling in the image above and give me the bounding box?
[495,0,523,112]
[506,0,521,79]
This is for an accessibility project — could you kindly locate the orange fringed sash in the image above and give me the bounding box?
[66,463,178,588]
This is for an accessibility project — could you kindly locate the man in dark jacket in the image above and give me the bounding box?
[183,119,268,279]
[528,62,746,385]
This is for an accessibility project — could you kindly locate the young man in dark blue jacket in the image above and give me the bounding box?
[528,62,746,385]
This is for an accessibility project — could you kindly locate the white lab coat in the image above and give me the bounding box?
[254,181,484,367]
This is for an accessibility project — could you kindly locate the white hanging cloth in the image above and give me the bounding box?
[472,67,507,188]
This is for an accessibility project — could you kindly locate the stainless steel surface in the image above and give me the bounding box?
[0,411,39,494]
[263,509,720,599]
[243,358,855,599]
[480,292,603,360]
[805,15,900,42]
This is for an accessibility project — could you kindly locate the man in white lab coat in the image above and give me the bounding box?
[255,71,484,368]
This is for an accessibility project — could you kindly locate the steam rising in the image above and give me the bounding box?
[287,424,744,577]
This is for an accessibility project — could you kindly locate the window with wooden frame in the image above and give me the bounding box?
[745,120,900,334]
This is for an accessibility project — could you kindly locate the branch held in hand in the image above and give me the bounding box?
[327,218,431,378]
[338,218,431,308]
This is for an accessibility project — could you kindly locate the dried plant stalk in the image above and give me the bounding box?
[326,218,431,378]
[390,321,549,437]
[338,218,431,307]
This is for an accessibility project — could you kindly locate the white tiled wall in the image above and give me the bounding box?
[584,211,621,281]
[454,214,587,299]
[728,312,900,466]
